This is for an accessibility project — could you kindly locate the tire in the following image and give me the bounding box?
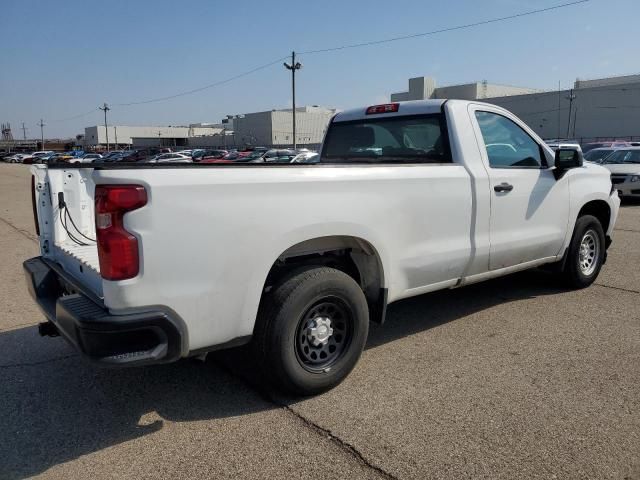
[561,214,606,288]
[253,266,369,396]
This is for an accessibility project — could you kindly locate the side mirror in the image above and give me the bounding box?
[555,148,583,170]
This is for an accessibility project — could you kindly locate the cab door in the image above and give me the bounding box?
[471,107,569,270]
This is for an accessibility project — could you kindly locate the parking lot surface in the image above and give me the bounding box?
[1,163,638,479]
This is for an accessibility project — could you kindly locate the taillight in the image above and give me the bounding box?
[31,176,40,236]
[365,103,399,115]
[95,185,147,281]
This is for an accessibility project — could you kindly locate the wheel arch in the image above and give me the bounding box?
[577,199,611,233]
[261,235,388,324]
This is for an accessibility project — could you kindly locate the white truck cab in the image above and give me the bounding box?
[25,100,619,395]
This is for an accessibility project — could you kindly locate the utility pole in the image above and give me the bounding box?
[21,122,27,140]
[565,89,576,139]
[38,119,45,150]
[114,125,118,149]
[99,103,110,151]
[284,51,302,150]
[557,80,561,140]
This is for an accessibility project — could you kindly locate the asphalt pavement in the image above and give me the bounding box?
[0,163,638,479]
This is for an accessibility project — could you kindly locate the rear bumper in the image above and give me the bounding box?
[23,256,185,366]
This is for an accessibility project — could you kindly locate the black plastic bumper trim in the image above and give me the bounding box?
[24,256,185,366]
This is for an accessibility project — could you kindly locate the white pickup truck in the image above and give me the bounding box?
[25,99,620,395]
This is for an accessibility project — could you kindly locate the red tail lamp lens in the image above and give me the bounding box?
[95,185,147,281]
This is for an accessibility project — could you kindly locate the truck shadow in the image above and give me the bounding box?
[0,269,569,479]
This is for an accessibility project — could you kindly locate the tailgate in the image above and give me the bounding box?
[31,165,103,297]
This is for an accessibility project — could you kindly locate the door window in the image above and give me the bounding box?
[475,111,544,168]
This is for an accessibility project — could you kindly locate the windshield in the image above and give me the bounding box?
[321,114,450,163]
[584,149,614,163]
[603,150,640,164]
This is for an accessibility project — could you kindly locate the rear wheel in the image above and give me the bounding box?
[561,214,605,288]
[253,266,369,395]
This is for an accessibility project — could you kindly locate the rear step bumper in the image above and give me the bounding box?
[24,256,185,366]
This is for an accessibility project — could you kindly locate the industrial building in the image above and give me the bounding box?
[226,106,336,149]
[84,124,223,150]
[83,106,335,150]
[390,74,640,141]
[390,77,539,102]
[485,74,640,141]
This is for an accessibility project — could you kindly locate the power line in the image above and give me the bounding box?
[49,108,100,123]
[113,56,289,107]
[300,0,590,54]
[31,0,592,122]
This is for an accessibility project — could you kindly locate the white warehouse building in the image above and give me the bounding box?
[390,76,540,102]
[220,106,337,149]
[390,74,640,141]
[84,124,223,149]
[83,106,336,150]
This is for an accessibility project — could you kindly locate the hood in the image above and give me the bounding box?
[604,164,640,175]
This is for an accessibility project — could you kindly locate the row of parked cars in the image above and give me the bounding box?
[0,150,102,164]
[583,147,640,199]
[143,147,319,164]
[543,140,640,199]
[0,147,320,165]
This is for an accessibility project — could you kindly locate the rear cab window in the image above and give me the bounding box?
[321,114,451,164]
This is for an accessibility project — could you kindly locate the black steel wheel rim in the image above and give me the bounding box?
[294,296,354,373]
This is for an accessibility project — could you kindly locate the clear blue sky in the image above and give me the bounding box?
[2,0,639,138]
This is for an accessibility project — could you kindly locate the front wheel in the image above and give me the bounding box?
[253,266,369,396]
[561,214,606,288]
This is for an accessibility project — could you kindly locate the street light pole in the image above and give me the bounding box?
[284,51,302,150]
[99,103,110,152]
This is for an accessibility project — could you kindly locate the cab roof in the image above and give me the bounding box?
[333,99,447,122]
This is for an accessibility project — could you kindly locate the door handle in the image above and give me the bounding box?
[494,182,514,193]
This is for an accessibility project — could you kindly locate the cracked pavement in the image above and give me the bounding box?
[0,163,638,479]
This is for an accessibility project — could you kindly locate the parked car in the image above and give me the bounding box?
[601,147,640,198]
[254,149,297,163]
[291,151,319,163]
[581,141,630,153]
[29,151,54,164]
[103,150,148,162]
[147,153,192,163]
[236,150,268,162]
[546,142,582,152]
[193,149,228,162]
[48,153,75,163]
[38,152,60,164]
[0,152,18,161]
[26,99,620,395]
[68,153,103,163]
[583,148,617,164]
[5,153,29,163]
